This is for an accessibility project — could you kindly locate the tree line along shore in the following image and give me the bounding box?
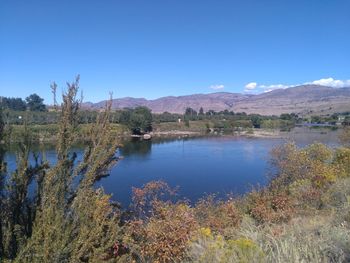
[2,93,350,143]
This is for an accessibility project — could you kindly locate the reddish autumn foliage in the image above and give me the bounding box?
[194,195,242,235]
[131,180,177,218]
[126,181,198,262]
[249,191,295,224]
[127,201,198,263]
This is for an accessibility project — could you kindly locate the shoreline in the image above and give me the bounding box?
[150,129,284,139]
[6,124,340,143]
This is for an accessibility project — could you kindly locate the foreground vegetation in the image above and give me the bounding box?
[1,78,350,262]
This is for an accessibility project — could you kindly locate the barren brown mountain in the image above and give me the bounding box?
[86,85,350,115]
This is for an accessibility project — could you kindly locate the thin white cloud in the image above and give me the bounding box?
[244,82,257,90]
[244,77,350,93]
[209,84,224,90]
[308,77,350,88]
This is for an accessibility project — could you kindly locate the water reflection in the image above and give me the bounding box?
[286,127,340,147]
[120,139,152,157]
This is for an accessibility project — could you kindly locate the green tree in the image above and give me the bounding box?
[184,107,197,121]
[185,107,197,117]
[343,116,350,126]
[280,113,292,121]
[206,110,216,116]
[119,108,132,124]
[128,106,153,134]
[250,114,262,128]
[311,115,322,124]
[199,107,204,115]
[0,97,27,111]
[25,94,46,112]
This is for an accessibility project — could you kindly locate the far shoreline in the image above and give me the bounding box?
[5,123,341,144]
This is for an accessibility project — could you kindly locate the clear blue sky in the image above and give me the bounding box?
[1,0,349,103]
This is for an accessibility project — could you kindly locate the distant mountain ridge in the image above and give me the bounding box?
[84,85,350,116]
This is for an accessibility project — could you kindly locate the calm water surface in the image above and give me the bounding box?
[5,127,341,207]
[98,137,279,206]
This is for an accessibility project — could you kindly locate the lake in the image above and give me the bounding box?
[4,127,341,207]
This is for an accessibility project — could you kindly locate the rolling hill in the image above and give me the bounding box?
[84,85,350,116]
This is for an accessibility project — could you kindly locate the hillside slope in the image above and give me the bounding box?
[85,85,350,115]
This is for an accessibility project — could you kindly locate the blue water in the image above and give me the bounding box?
[97,137,281,206]
[4,127,341,207]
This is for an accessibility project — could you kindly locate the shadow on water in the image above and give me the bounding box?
[120,138,152,157]
[119,136,211,158]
